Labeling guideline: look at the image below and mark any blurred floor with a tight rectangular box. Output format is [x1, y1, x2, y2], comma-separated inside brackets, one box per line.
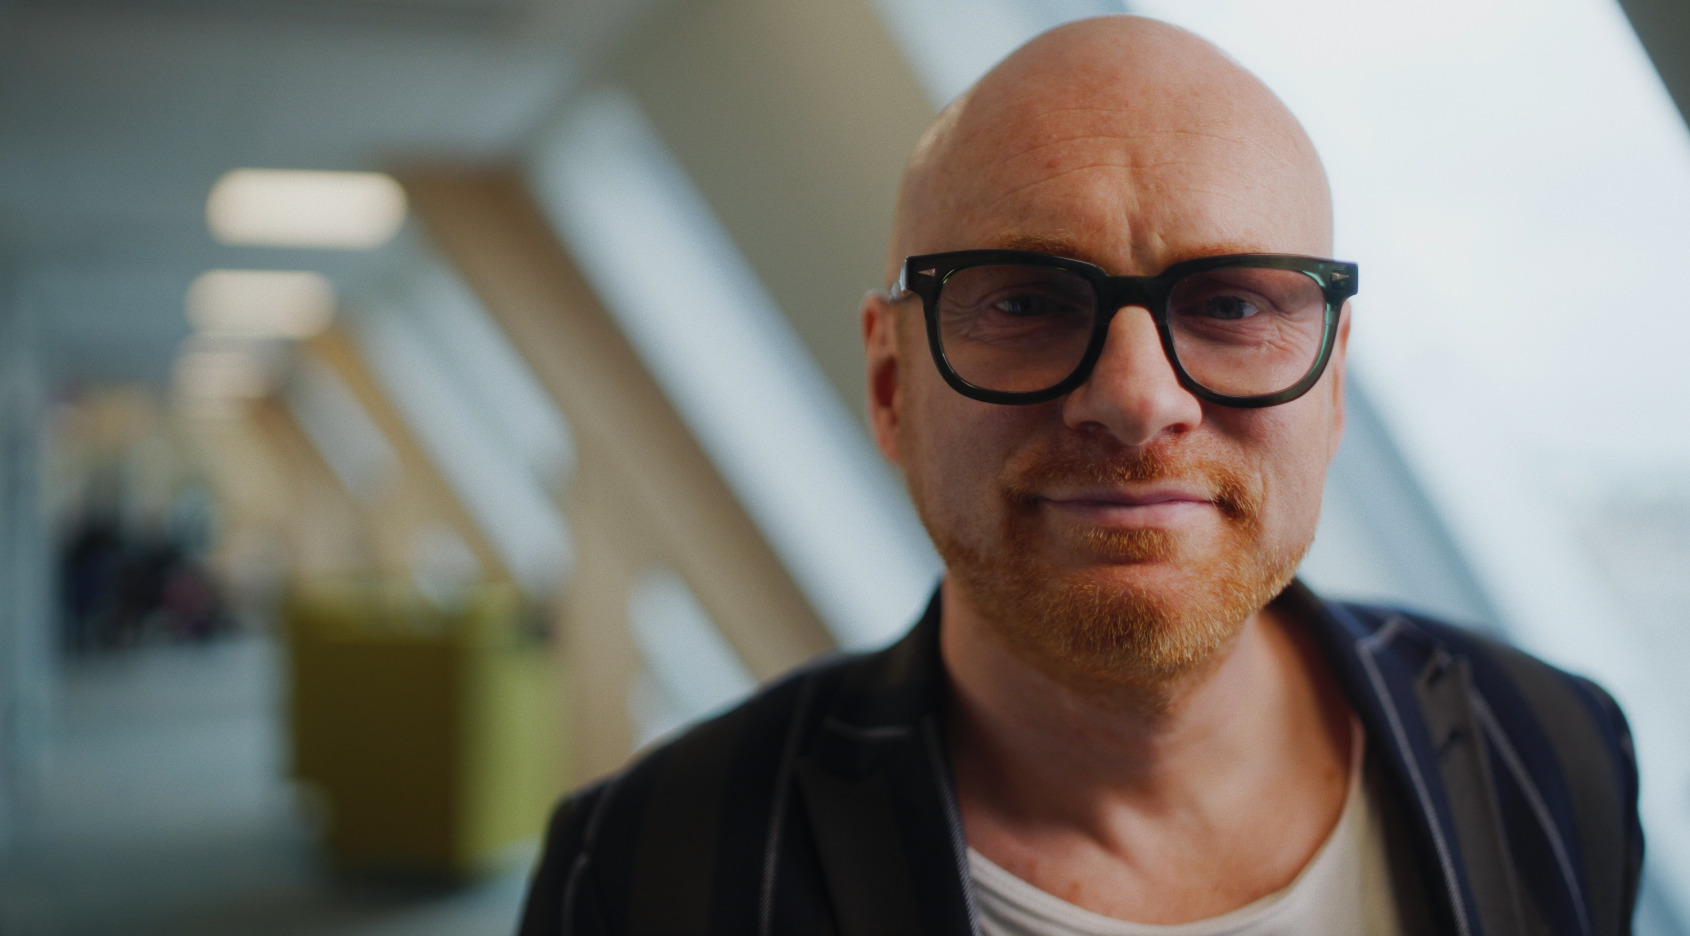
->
[0, 634, 531, 936]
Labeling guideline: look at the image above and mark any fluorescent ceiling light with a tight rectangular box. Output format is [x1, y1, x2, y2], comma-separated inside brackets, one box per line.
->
[186, 269, 335, 339]
[206, 168, 407, 249]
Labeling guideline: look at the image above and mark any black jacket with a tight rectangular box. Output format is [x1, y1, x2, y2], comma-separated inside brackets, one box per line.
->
[519, 582, 1643, 935]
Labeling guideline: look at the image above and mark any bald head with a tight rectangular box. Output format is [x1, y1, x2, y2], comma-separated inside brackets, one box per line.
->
[887, 16, 1331, 283]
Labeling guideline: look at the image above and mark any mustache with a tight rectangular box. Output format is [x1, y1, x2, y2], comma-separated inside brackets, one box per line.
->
[1000, 442, 1262, 522]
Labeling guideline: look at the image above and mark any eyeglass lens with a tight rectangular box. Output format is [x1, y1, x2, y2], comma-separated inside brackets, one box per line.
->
[935, 264, 1328, 398]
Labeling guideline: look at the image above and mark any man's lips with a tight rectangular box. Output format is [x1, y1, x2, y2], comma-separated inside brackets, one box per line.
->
[1042, 483, 1215, 507]
[1036, 485, 1217, 526]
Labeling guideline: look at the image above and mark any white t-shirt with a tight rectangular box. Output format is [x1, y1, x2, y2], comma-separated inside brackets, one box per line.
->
[968, 720, 1403, 936]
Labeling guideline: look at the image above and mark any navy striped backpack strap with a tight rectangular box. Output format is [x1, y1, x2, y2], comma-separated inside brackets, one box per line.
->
[1399, 611, 1649, 932]
[1306, 589, 1642, 936]
[1447, 627, 1644, 936]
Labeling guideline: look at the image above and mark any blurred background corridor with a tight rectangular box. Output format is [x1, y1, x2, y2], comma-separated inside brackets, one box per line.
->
[1, 0, 1688, 932]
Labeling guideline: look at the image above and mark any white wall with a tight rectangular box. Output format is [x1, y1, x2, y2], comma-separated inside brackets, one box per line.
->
[0, 274, 53, 854]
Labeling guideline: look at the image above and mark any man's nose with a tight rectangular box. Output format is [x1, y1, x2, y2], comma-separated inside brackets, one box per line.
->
[1060, 306, 1203, 445]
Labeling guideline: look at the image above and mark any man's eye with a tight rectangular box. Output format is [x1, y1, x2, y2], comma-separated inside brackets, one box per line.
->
[1197, 295, 1261, 320]
[994, 294, 1061, 317]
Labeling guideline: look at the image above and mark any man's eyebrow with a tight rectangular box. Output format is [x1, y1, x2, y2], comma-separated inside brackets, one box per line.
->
[987, 234, 1268, 271]
[989, 233, 1098, 262]
[1161, 242, 1267, 265]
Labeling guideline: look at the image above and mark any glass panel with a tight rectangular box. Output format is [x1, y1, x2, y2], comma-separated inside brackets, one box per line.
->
[937, 264, 1096, 392]
[532, 89, 941, 649]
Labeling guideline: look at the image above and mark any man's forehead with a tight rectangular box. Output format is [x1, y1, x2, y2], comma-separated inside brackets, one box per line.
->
[889, 17, 1332, 274]
[908, 126, 1324, 272]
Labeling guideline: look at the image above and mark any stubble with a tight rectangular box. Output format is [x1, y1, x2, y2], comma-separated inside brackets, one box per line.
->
[916, 440, 1307, 698]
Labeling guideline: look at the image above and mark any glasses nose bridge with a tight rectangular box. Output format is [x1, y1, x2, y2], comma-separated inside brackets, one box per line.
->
[1095, 275, 1160, 323]
[1087, 273, 1178, 382]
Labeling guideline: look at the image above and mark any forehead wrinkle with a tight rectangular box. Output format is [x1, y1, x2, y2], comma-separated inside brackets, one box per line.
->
[990, 126, 1307, 185]
[973, 161, 1140, 221]
[994, 133, 1158, 164]
[1143, 176, 1299, 232]
[969, 155, 1280, 230]
[960, 132, 1317, 253]
[958, 112, 1153, 165]
[960, 118, 1306, 210]
[1158, 184, 1287, 233]
[967, 174, 1307, 274]
[1135, 157, 1301, 196]
[962, 92, 1285, 147]
[966, 130, 1135, 183]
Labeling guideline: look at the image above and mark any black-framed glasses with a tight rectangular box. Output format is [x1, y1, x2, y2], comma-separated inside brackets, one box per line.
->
[890, 250, 1358, 408]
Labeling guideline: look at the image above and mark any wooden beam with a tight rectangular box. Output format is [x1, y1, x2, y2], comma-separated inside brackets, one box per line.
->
[559, 446, 653, 776]
[242, 398, 372, 583]
[302, 327, 512, 586]
[403, 169, 836, 777]
[403, 169, 834, 676]
[609, 0, 934, 410]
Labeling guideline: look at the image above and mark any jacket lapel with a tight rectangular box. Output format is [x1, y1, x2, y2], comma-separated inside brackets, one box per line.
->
[794, 754, 928, 936]
[1298, 584, 1528, 936]
[793, 595, 977, 936]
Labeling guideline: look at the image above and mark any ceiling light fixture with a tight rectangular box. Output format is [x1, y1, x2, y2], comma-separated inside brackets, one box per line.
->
[206, 168, 407, 249]
[186, 269, 336, 339]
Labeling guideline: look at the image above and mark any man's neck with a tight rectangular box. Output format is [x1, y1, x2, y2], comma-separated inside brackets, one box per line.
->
[940, 577, 1354, 924]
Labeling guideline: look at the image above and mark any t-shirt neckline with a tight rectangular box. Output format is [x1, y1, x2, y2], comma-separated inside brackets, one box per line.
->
[965, 715, 1367, 936]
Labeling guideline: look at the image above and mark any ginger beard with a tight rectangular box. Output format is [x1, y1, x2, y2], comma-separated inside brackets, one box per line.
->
[913, 436, 1310, 694]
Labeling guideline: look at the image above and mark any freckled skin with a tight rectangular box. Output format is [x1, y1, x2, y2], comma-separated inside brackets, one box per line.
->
[861, 17, 1358, 925]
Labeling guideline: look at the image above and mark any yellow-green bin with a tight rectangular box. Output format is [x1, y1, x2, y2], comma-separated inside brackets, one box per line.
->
[284, 580, 564, 879]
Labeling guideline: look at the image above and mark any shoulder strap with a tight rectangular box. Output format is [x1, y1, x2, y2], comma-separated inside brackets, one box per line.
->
[1415, 649, 1531, 934]
[1475, 640, 1638, 936]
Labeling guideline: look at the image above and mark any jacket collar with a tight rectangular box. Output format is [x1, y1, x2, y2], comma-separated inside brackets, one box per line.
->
[798, 582, 1523, 936]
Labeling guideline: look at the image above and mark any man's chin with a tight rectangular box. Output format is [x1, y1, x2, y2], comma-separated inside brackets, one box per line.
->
[1059, 560, 1204, 603]
[1045, 527, 1219, 584]
[951, 535, 1303, 694]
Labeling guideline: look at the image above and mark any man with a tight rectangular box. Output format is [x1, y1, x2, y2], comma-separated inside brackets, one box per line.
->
[520, 16, 1641, 936]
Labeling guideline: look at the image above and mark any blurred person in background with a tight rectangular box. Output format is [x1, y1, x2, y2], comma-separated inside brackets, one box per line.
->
[519, 15, 1641, 936]
[59, 468, 229, 652]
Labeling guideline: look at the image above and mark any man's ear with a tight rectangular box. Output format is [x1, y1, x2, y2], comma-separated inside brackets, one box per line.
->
[862, 291, 904, 466]
[1327, 300, 1352, 462]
